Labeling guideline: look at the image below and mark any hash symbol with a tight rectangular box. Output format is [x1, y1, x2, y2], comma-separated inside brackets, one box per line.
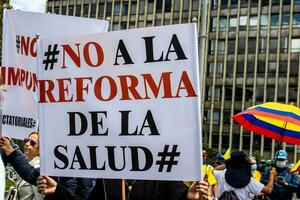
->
[16, 35, 20, 54]
[43, 44, 60, 70]
[156, 145, 180, 172]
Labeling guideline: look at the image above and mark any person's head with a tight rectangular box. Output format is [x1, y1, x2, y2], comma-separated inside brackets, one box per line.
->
[214, 152, 225, 167]
[216, 152, 224, 160]
[203, 147, 207, 162]
[249, 156, 257, 171]
[23, 132, 39, 161]
[275, 150, 288, 168]
[225, 151, 251, 188]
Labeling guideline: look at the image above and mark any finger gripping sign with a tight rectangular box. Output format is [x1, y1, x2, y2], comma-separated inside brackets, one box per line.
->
[38, 23, 202, 181]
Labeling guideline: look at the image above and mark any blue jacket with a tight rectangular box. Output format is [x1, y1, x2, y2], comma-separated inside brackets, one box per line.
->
[0, 141, 19, 166]
[261, 166, 299, 200]
[4, 149, 80, 199]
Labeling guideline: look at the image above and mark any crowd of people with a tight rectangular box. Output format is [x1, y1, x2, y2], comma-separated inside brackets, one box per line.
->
[1, 133, 300, 200]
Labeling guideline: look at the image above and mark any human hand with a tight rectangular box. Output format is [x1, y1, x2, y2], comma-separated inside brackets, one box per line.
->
[187, 180, 211, 200]
[0, 136, 14, 155]
[276, 177, 287, 185]
[269, 167, 277, 179]
[197, 180, 211, 200]
[187, 181, 199, 199]
[37, 176, 57, 195]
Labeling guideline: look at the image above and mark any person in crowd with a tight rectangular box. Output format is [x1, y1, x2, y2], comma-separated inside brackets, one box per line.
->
[0, 74, 7, 199]
[10, 132, 43, 200]
[37, 176, 188, 200]
[0, 136, 86, 200]
[36, 175, 211, 200]
[202, 147, 218, 198]
[249, 156, 262, 182]
[261, 150, 299, 200]
[1, 136, 207, 200]
[0, 138, 19, 200]
[0, 155, 5, 200]
[249, 156, 263, 200]
[214, 151, 276, 200]
[214, 152, 225, 167]
[185, 147, 218, 198]
[296, 179, 300, 199]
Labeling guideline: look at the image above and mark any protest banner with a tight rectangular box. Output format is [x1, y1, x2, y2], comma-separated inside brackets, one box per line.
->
[38, 23, 202, 180]
[1, 9, 109, 139]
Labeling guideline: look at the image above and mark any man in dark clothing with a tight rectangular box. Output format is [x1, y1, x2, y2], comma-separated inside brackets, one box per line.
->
[261, 150, 299, 200]
[39, 176, 189, 200]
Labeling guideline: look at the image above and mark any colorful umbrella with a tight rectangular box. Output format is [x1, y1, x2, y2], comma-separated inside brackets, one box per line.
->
[231, 102, 300, 145]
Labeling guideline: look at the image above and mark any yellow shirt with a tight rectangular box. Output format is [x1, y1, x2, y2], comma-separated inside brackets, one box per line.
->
[184, 164, 217, 187]
[253, 170, 262, 182]
[203, 164, 217, 186]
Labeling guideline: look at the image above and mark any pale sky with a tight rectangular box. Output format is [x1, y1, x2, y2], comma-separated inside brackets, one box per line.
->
[10, 0, 47, 13]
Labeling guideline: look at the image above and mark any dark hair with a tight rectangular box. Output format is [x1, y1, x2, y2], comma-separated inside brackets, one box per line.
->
[225, 151, 251, 169]
[225, 151, 252, 188]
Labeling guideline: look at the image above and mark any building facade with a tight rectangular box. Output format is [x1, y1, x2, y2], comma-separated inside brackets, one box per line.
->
[46, 0, 300, 161]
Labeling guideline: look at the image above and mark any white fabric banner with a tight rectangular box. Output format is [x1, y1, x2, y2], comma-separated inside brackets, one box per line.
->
[38, 23, 202, 181]
[1, 10, 109, 139]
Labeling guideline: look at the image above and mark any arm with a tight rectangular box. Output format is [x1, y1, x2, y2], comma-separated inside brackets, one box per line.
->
[278, 173, 299, 192]
[6, 150, 40, 185]
[260, 168, 270, 185]
[0, 136, 39, 185]
[289, 173, 300, 192]
[0, 137, 19, 166]
[37, 176, 83, 200]
[212, 183, 218, 198]
[261, 168, 276, 194]
[8, 150, 40, 185]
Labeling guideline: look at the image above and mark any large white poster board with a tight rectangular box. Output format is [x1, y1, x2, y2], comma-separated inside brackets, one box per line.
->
[38, 23, 202, 180]
[1, 10, 109, 139]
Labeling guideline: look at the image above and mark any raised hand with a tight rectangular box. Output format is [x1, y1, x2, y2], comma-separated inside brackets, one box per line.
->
[37, 176, 57, 195]
[0, 136, 14, 155]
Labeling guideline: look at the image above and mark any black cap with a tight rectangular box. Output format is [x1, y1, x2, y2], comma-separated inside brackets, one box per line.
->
[225, 151, 251, 188]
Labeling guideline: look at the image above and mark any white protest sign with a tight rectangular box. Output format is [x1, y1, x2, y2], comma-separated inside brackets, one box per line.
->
[1, 10, 109, 139]
[38, 23, 202, 181]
